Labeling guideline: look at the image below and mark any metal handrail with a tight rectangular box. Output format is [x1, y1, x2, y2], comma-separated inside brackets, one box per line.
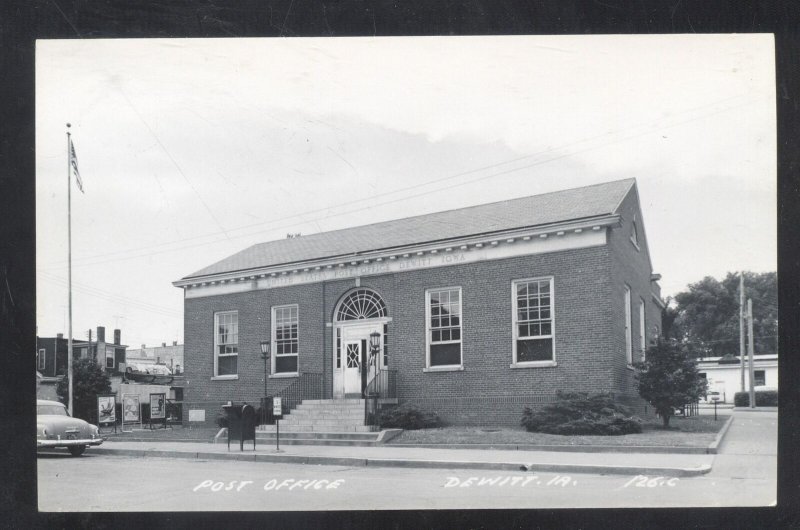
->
[364, 368, 397, 426]
[260, 372, 323, 425]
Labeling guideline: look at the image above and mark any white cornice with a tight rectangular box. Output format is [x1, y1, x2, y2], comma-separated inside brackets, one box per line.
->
[174, 215, 619, 294]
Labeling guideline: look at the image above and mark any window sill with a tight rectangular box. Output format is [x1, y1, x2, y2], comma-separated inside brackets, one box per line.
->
[269, 372, 299, 379]
[423, 366, 464, 373]
[211, 375, 238, 381]
[510, 361, 557, 369]
[626, 364, 636, 371]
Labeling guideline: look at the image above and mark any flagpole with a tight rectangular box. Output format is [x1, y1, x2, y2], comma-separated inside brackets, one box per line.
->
[66, 123, 73, 416]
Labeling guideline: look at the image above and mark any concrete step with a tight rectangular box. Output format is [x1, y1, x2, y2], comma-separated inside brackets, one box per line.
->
[292, 404, 364, 414]
[301, 399, 364, 405]
[254, 437, 381, 447]
[256, 424, 378, 433]
[278, 419, 365, 427]
[253, 431, 380, 441]
[290, 409, 364, 419]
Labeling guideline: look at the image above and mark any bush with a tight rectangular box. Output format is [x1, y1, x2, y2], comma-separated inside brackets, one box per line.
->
[734, 390, 778, 407]
[379, 403, 442, 430]
[56, 357, 112, 424]
[520, 392, 642, 435]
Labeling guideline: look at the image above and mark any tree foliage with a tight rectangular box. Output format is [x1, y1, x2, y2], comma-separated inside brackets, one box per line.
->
[670, 271, 777, 356]
[56, 357, 111, 424]
[636, 340, 708, 428]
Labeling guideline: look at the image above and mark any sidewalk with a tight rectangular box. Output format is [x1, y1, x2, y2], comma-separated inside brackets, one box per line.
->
[93, 437, 714, 477]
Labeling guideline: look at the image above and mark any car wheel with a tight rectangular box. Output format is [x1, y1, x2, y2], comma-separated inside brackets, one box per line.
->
[68, 445, 86, 457]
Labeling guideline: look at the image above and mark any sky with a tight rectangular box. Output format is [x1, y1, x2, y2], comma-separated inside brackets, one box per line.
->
[35, 35, 776, 347]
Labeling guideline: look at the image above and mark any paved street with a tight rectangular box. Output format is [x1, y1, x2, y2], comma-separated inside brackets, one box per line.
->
[37, 410, 776, 511]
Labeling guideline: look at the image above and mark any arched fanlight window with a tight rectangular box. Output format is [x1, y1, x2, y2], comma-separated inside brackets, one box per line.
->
[335, 289, 387, 321]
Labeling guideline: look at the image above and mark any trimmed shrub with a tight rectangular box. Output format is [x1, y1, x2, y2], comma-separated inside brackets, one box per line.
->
[520, 392, 642, 435]
[734, 390, 778, 407]
[379, 403, 442, 430]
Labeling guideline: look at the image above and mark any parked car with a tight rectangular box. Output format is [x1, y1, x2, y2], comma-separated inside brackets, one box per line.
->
[37, 399, 103, 456]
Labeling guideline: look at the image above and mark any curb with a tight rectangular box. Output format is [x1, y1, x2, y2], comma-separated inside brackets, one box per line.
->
[386, 443, 711, 454]
[707, 415, 735, 454]
[91, 446, 710, 477]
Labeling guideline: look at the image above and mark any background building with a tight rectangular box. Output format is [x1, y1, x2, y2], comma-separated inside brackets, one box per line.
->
[175, 179, 663, 426]
[125, 341, 184, 375]
[696, 354, 778, 403]
[37, 326, 127, 377]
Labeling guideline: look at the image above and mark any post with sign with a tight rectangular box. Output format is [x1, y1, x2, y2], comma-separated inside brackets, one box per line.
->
[273, 396, 283, 452]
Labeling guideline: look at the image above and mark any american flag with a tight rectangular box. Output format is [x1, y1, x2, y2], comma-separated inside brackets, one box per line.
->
[69, 138, 84, 193]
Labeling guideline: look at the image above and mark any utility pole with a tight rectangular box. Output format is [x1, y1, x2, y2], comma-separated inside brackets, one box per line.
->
[747, 298, 756, 408]
[739, 272, 745, 393]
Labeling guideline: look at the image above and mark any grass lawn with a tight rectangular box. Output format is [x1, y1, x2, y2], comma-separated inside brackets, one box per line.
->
[104, 425, 221, 442]
[389, 414, 730, 448]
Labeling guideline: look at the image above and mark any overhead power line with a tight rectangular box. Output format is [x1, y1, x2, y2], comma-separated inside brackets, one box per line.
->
[38, 271, 182, 318]
[38, 92, 766, 271]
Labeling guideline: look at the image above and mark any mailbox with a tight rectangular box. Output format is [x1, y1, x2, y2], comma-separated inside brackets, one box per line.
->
[223, 403, 257, 451]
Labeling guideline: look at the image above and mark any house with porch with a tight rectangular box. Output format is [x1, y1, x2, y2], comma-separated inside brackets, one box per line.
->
[174, 178, 663, 430]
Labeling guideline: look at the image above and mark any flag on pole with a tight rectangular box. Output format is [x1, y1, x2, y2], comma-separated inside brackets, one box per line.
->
[69, 138, 84, 193]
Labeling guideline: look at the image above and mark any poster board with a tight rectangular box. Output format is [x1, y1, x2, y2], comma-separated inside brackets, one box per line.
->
[97, 394, 117, 433]
[121, 393, 141, 432]
[149, 392, 168, 429]
[150, 392, 166, 419]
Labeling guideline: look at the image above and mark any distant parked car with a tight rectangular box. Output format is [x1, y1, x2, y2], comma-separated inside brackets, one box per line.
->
[37, 399, 103, 456]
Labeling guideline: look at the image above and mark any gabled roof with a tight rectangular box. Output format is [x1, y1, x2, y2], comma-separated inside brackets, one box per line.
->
[181, 178, 636, 280]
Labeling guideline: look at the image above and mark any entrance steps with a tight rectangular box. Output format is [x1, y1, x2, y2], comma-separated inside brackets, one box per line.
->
[255, 399, 385, 445]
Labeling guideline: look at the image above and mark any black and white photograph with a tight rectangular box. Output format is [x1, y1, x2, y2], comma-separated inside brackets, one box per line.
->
[34, 34, 777, 513]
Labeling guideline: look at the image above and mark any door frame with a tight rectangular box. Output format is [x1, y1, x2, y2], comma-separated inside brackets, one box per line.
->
[333, 319, 390, 399]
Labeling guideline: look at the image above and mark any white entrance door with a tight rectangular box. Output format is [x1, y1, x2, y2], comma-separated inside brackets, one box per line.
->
[343, 340, 362, 397]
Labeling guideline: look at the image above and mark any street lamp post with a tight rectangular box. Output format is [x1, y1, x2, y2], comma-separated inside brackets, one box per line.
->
[368, 331, 380, 390]
[369, 331, 380, 366]
[260, 341, 270, 424]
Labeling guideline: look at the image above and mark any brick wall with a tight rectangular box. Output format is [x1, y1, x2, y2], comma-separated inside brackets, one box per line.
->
[182, 216, 660, 426]
[606, 186, 664, 404]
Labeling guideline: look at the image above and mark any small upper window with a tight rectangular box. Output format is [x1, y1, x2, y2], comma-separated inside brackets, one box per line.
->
[630, 219, 640, 249]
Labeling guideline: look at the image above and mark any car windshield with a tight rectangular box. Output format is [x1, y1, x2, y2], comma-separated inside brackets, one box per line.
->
[38, 404, 68, 416]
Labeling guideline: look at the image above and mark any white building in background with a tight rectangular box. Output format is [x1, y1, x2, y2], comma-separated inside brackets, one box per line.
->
[126, 341, 184, 375]
[696, 354, 778, 404]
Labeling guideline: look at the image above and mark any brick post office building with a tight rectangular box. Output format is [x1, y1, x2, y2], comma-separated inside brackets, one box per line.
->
[174, 179, 663, 426]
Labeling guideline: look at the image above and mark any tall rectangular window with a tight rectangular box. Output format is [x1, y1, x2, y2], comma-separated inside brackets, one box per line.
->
[754, 370, 766, 387]
[383, 323, 389, 367]
[624, 286, 632, 365]
[639, 299, 646, 360]
[105, 346, 115, 369]
[214, 311, 238, 377]
[513, 277, 555, 364]
[426, 287, 462, 367]
[38, 348, 46, 371]
[272, 305, 299, 374]
[336, 327, 341, 369]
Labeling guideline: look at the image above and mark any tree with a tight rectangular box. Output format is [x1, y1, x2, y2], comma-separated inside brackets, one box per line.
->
[672, 271, 777, 356]
[56, 357, 111, 424]
[635, 340, 708, 428]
